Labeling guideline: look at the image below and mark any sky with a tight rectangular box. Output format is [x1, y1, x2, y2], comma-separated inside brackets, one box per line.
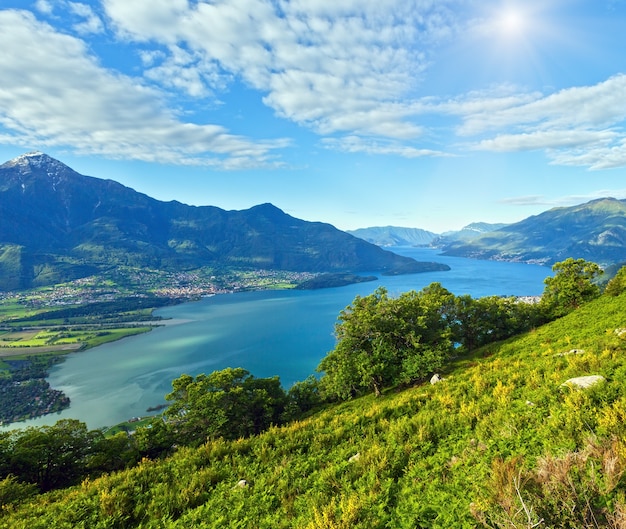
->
[0, 0, 625, 233]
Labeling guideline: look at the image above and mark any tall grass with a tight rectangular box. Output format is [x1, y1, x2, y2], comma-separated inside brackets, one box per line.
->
[2, 293, 626, 528]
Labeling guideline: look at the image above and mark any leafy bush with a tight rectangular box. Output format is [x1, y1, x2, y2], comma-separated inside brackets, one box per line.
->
[0, 475, 38, 510]
[605, 265, 626, 296]
[541, 258, 602, 317]
[165, 368, 288, 445]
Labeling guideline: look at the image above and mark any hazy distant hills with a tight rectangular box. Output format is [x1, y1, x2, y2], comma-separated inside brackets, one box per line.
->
[440, 198, 626, 266]
[348, 223, 510, 248]
[351, 200, 626, 269]
[0, 152, 449, 291]
[347, 226, 438, 247]
[434, 222, 510, 246]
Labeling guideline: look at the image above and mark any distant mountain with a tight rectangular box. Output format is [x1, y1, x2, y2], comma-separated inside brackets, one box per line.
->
[347, 226, 438, 247]
[431, 222, 510, 247]
[0, 152, 449, 291]
[441, 198, 626, 266]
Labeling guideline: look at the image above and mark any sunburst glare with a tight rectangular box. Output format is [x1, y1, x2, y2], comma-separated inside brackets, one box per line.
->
[498, 7, 526, 38]
[476, 3, 535, 43]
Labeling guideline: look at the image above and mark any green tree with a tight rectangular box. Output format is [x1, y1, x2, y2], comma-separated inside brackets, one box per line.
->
[318, 287, 398, 399]
[452, 294, 541, 352]
[284, 375, 322, 419]
[88, 430, 141, 472]
[318, 285, 455, 400]
[165, 368, 287, 444]
[4, 419, 102, 491]
[399, 283, 455, 384]
[605, 265, 626, 296]
[541, 258, 602, 317]
[133, 418, 175, 459]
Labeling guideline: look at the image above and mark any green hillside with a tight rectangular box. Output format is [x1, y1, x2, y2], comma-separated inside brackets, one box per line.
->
[2, 289, 626, 526]
[442, 197, 626, 266]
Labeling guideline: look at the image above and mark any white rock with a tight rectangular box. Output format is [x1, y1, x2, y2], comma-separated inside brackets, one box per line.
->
[561, 375, 606, 390]
[430, 373, 443, 384]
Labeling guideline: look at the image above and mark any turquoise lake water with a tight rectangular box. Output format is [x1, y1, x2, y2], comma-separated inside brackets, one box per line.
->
[13, 248, 552, 429]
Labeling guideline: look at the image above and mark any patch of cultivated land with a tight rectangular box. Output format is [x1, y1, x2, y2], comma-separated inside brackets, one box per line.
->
[0, 344, 83, 356]
[0, 326, 152, 362]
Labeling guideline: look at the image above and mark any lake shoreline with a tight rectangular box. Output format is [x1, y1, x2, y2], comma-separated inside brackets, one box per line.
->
[4, 248, 552, 430]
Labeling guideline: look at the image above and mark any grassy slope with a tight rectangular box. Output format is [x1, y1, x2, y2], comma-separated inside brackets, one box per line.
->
[2, 293, 626, 528]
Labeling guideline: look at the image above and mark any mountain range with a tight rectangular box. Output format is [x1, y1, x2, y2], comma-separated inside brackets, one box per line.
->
[0, 152, 448, 291]
[348, 223, 511, 248]
[439, 198, 626, 266]
[350, 200, 626, 268]
[347, 226, 437, 247]
[434, 222, 510, 245]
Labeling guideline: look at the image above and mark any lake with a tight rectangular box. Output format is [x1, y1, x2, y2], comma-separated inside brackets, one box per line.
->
[11, 248, 552, 430]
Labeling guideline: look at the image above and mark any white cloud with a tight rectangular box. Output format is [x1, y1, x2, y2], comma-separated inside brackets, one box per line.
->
[0, 10, 287, 167]
[100, 0, 626, 170]
[143, 45, 226, 98]
[139, 49, 166, 67]
[444, 75, 626, 170]
[67, 2, 104, 35]
[548, 140, 626, 170]
[103, 0, 456, 138]
[8, 2, 626, 172]
[498, 195, 552, 206]
[34, 0, 54, 15]
[473, 130, 618, 152]
[501, 190, 626, 207]
[32, 0, 105, 35]
[321, 136, 452, 158]
[458, 75, 626, 136]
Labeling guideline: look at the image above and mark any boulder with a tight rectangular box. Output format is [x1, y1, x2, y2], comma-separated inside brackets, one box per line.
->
[430, 373, 444, 385]
[561, 375, 606, 390]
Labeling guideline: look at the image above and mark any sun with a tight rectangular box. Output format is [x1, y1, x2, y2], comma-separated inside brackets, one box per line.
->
[471, 3, 533, 43]
[498, 8, 526, 37]
[460, 1, 563, 85]
[486, 4, 531, 43]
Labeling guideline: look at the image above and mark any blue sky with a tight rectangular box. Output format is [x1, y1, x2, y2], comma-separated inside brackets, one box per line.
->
[1, 0, 625, 233]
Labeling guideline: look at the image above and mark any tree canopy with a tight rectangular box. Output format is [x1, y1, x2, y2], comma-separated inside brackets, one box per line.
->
[452, 294, 541, 351]
[605, 264, 626, 296]
[0, 419, 103, 491]
[317, 276, 552, 400]
[541, 258, 602, 317]
[318, 285, 455, 399]
[165, 368, 287, 445]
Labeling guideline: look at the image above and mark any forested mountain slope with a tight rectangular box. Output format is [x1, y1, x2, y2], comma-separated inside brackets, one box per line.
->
[0, 152, 444, 290]
[3, 288, 626, 528]
[442, 197, 626, 266]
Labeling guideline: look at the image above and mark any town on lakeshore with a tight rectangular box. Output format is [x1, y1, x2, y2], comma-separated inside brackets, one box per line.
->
[0, 267, 316, 425]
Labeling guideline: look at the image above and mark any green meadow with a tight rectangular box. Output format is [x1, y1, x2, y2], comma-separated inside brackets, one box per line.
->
[2, 284, 626, 527]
